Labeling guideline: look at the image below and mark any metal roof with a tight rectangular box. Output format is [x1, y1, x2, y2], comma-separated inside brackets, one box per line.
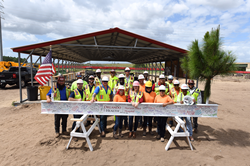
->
[11, 27, 187, 64]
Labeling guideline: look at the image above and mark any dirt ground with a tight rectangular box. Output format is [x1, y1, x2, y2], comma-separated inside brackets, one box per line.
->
[0, 77, 250, 166]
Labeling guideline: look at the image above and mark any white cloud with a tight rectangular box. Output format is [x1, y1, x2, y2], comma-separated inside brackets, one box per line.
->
[3, 31, 42, 42]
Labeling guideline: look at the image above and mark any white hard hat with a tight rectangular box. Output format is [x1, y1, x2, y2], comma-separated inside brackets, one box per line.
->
[89, 75, 94, 79]
[181, 84, 189, 90]
[118, 74, 125, 78]
[76, 72, 82, 76]
[118, 85, 125, 90]
[168, 75, 173, 80]
[173, 80, 180, 84]
[159, 85, 166, 91]
[102, 76, 109, 81]
[76, 79, 84, 84]
[143, 71, 148, 74]
[138, 74, 145, 80]
[96, 69, 101, 73]
[125, 67, 130, 71]
[159, 74, 165, 79]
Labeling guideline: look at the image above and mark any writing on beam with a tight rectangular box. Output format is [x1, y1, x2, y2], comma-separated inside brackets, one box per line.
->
[41, 101, 218, 117]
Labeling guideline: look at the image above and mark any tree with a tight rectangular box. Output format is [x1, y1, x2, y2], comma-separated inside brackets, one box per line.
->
[180, 25, 237, 103]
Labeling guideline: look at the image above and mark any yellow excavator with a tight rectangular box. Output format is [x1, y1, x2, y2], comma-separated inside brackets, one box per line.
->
[0, 61, 40, 72]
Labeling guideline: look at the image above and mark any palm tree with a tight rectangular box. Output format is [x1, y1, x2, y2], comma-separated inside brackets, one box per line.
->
[181, 25, 237, 103]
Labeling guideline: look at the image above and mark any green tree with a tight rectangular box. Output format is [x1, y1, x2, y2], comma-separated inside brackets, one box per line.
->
[181, 26, 237, 103]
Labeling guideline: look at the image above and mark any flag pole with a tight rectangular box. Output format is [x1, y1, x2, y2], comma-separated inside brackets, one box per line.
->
[50, 45, 54, 101]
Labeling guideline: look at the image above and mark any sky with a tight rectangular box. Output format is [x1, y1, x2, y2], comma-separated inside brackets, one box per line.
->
[1, 0, 250, 63]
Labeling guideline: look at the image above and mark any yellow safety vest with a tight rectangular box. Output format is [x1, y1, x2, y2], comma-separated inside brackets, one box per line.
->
[154, 82, 169, 95]
[73, 89, 86, 101]
[85, 84, 96, 101]
[170, 87, 182, 99]
[130, 91, 143, 103]
[108, 76, 118, 90]
[96, 85, 112, 102]
[95, 77, 101, 86]
[190, 88, 201, 102]
[115, 83, 129, 96]
[125, 75, 134, 89]
[53, 88, 70, 101]
[167, 82, 174, 90]
[174, 91, 190, 103]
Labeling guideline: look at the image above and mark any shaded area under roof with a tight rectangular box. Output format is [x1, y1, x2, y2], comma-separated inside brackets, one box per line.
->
[11, 28, 187, 64]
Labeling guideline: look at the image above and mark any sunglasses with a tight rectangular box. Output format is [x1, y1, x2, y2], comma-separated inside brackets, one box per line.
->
[160, 90, 165, 92]
[188, 83, 194, 85]
[103, 81, 108, 83]
[174, 85, 179, 86]
[125, 70, 130, 72]
[89, 78, 94, 80]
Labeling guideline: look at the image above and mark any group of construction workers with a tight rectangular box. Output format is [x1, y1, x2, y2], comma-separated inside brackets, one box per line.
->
[46, 67, 202, 142]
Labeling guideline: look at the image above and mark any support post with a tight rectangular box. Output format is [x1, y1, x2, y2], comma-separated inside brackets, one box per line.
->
[18, 52, 22, 103]
[30, 54, 33, 86]
[196, 79, 199, 88]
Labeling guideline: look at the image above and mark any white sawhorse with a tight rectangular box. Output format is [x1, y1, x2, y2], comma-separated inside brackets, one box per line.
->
[66, 114, 101, 151]
[165, 116, 193, 151]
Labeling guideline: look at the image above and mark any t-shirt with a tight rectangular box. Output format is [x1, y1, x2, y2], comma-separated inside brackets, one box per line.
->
[113, 94, 126, 102]
[154, 95, 173, 103]
[93, 85, 113, 95]
[143, 91, 156, 103]
[139, 84, 145, 92]
[69, 88, 84, 99]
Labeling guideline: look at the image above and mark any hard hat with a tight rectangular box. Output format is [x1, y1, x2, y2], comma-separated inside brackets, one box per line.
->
[181, 84, 189, 90]
[76, 79, 84, 84]
[118, 74, 125, 78]
[102, 76, 109, 81]
[58, 75, 65, 81]
[110, 69, 115, 72]
[118, 85, 125, 90]
[159, 85, 166, 91]
[173, 80, 180, 85]
[133, 81, 140, 86]
[145, 81, 152, 87]
[89, 75, 94, 79]
[125, 67, 130, 71]
[188, 80, 195, 84]
[159, 74, 165, 79]
[143, 71, 148, 74]
[76, 72, 82, 76]
[138, 74, 145, 80]
[168, 75, 173, 80]
[96, 69, 101, 73]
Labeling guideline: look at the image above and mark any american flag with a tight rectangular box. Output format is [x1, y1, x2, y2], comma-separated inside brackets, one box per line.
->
[34, 51, 55, 86]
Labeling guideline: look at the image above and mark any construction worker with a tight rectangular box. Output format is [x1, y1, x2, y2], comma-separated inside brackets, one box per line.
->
[85, 75, 96, 126]
[90, 76, 113, 137]
[71, 72, 88, 91]
[113, 85, 126, 139]
[94, 69, 102, 86]
[128, 81, 143, 138]
[154, 85, 174, 142]
[174, 84, 195, 142]
[138, 74, 145, 92]
[152, 74, 169, 95]
[124, 67, 134, 89]
[167, 75, 174, 90]
[169, 80, 182, 99]
[68, 79, 86, 142]
[143, 71, 151, 84]
[46, 75, 71, 138]
[142, 81, 156, 136]
[108, 69, 118, 92]
[188, 79, 202, 133]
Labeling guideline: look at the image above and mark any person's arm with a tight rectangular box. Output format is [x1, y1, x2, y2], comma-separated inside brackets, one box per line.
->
[91, 86, 100, 103]
[110, 90, 113, 102]
[46, 95, 51, 103]
[163, 96, 174, 107]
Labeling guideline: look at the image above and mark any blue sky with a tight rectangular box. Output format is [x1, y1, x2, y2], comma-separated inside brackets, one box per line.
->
[1, 0, 250, 63]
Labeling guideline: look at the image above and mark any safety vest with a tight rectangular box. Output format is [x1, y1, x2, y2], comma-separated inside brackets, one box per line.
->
[85, 84, 96, 101]
[73, 89, 86, 101]
[130, 91, 143, 103]
[115, 83, 129, 96]
[167, 82, 174, 90]
[154, 82, 169, 95]
[170, 87, 182, 99]
[174, 91, 191, 103]
[189, 88, 201, 102]
[96, 85, 112, 102]
[53, 87, 70, 101]
[125, 75, 134, 89]
[108, 76, 118, 90]
[95, 77, 101, 86]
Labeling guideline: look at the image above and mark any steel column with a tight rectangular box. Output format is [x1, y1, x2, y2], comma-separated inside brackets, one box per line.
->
[30, 54, 33, 86]
[18, 52, 22, 103]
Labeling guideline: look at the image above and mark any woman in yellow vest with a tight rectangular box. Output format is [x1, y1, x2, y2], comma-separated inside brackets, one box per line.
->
[128, 81, 144, 138]
[152, 75, 169, 95]
[108, 69, 118, 92]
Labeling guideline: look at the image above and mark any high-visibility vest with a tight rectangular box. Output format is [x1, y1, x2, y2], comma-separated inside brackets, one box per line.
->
[170, 87, 182, 99]
[95, 77, 101, 86]
[115, 83, 129, 96]
[53, 87, 70, 101]
[108, 76, 118, 90]
[73, 89, 86, 101]
[189, 88, 201, 102]
[130, 91, 143, 103]
[96, 85, 112, 102]
[174, 91, 191, 103]
[125, 75, 134, 89]
[154, 82, 169, 95]
[85, 84, 96, 101]
[167, 82, 174, 90]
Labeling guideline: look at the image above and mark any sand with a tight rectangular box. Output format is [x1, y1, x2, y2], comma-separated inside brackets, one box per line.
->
[0, 77, 250, 166]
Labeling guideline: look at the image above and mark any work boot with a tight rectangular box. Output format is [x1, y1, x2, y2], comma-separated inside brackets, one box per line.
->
[133, 132, 136, 138]
[128, 132, 133, 138]
[194, 128, 198, 134]
[55, 132, 60, 138]
[113, 131, 119, 139]
[143, 127, 146, 136]
[118, 128, 123, 137]
[62, 131, 69, 136]
[101, 131, 106, 137]
[161, 137, 164, 142]
[148, 126, 154, 135]
[156, 135, 161, 140]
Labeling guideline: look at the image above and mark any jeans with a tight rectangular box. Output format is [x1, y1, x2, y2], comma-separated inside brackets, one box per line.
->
[100, 115, 107, 132]
[143, 116, 152, 128]
[157, 117, 168, 138]
[72, 114, 82, 132]
[129, 116, 139, 132]
[122, 116, 128, 127]
[114, 116, 123, 132]
[180, 117, 193, 136]
[54, 114, 68, 133]
[193, 117, 198, 129]
[139, 116, 143, 126]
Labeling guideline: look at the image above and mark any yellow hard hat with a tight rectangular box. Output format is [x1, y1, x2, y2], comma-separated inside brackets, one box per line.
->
[145, 81, 152, 87]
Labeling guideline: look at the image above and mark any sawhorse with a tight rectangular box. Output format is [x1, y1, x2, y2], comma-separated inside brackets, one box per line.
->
[66, 114, 101, 151]
[165, 116, 193, 151]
